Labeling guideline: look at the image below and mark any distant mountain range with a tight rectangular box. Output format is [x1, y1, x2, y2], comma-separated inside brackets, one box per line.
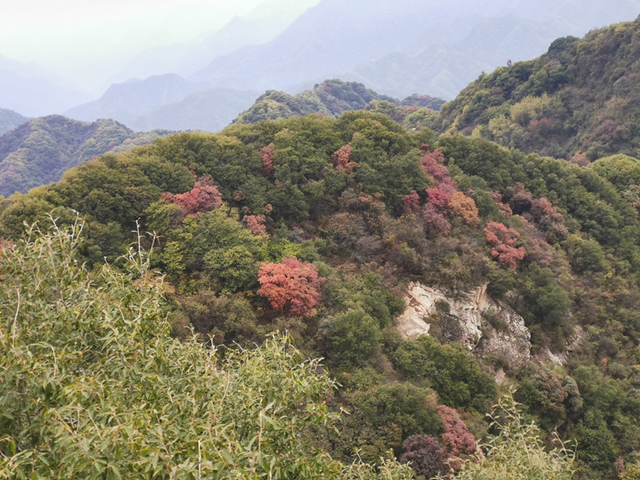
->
[189, 0, 640, 99]
[65, 74, 258, 132]
[0, 108, 29, 136]
[0, 55, 90, 117]
[4, 0, 639, 128]
[0, 116, 170, 197]
[113, 0, 321, 83]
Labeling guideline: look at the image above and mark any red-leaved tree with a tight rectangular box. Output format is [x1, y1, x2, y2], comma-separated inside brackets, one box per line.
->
[420, 149, 449, 182]
[484, 221, 526, 268]
[400, 434, 445, 479]
[243, 214, 267, 236]
[257, 258, 323, 317]
[333, 144, 357, 176]
[423, 204, 452, 236]
[402, 190, 421, 213]
[261, 144, 276, 177]
[162, 175, 223, 220]
[438, 405, 479, 471]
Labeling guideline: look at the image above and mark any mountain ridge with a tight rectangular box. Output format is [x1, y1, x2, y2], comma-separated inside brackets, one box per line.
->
[0, 116, 171, 197]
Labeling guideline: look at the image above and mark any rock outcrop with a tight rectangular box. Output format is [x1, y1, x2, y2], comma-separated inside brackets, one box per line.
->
[395, 283, 532, 371]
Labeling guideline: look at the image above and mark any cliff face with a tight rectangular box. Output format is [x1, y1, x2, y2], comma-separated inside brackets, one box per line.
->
[396, 283, 532, 371]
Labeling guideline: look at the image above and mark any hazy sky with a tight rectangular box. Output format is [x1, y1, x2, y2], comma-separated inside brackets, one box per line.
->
[0, 0, 268, 89]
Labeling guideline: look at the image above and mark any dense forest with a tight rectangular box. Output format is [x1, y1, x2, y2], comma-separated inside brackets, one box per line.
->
[5, 15, 640, 480]
[433, 16, 640, 161]
[1, 105, 638, 478]
[0, 115, 171, 197]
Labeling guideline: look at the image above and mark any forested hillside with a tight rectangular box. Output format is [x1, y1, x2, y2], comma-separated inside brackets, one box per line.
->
[2, 108, 640, 478]
[434, 16, 640, 160]
[0, 116, 170, 197]
[234, 79, 444, 125]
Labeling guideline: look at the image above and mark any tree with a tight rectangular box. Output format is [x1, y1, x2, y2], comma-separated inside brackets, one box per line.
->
[400, 435, 445, 479]
[243, 213, 267, 236]
[402, 190, 420, 213]
[257, 257, 323, 316]
[449, 192, 480, 226]
[438, 405, 479, 471]
[161, 174, 222, 220]
[420, 149, 450, 182]
[334, 143, 357, 176]
[328, 308, 383, 365]
[261, 143, 275, 176]
[484, 222, 526, 268]
[423, 203, 452, 235]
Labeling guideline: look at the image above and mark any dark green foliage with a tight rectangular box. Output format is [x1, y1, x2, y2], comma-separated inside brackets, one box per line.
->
[0, 115, 171, 197]
[518, 264, 572, 329]
[391, 336, 497, 412]
[327, 308, 383, 366]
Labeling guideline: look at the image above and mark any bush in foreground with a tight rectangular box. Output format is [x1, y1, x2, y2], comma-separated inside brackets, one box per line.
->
[0, 219, 412, 479]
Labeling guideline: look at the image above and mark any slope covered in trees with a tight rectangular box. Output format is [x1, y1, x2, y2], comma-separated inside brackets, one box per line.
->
[0, 115, 170, 197]
[1, 110, 639, 478]
[434, 16, 640, 160]
[233, 79, 444, 125]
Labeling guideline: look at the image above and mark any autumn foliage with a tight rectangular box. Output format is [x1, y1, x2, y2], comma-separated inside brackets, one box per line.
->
[333, 143, 357, 176]
[449, 192, 480, 226]
[438, 405, 479, 471]
[243, 214, 267, 236]
[162, 175, 223, 220]
[484, 221, 526, 268]
[402, 190, 420, 213]
[261, 144, 276, 177]
[420, 149, 449, 182]
[257, 258, 323, 317]
[419, 149, 479, 233]
[400, 434, 446, 478]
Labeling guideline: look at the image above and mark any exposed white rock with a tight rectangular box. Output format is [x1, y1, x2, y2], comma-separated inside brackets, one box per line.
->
[395, 282, 532, 370]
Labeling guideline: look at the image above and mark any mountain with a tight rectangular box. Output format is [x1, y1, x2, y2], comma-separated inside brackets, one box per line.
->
[189, 0, 640, 99]
[0, 108, 29, 136]
[341, 45, 488, 100]
[131, 88, 258, 132]
[0, 54, 90, 117]
[233, 79, 444, 127]
[65, 74, 205, 125]
[113, 0, 321, 82]
[0, 116, 170, 197]
[2, 109, 639, 478]
[434, 16, 640, 160]
[65, 74, 256, 132]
